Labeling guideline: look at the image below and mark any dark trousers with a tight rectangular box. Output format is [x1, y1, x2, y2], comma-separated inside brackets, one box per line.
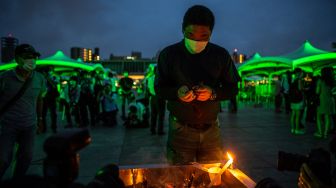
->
[150, 95, 166, 133]
[0, 125, 35, 180]
[42, 97, 57, 132]
[121, 93, 133, 119]
[284, 93, 291, 113]
[167, 115, 223, 164]
[59, 99, 80, 126]
[275, 94, 283, 111]
[229, 96, 238, 113]
[79, 94, 96, 127]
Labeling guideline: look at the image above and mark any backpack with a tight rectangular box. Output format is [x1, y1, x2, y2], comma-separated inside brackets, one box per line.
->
[288, 80, 303, 103]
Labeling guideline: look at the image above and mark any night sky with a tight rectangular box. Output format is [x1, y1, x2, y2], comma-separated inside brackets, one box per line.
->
[1, 0, 335, 59]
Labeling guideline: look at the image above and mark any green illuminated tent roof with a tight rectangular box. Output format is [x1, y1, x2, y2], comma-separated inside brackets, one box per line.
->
[281, 40, 330, 59]
[38, 51, 95, 71]
[238, 41, 336, 76]
[0, 60, 17, 71]
[0, 50, 103, 72]
[44, 51, 77, 62]
[238, 52, 292, 76]
[280, 40, 336, 72]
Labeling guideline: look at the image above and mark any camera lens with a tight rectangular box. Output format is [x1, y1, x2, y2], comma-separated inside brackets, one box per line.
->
[277, 151, 307, 172]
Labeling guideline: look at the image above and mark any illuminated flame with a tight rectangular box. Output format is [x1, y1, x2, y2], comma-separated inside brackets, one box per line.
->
[208, 151, 234, 187]
[226, 152, 234, 169]
[227, 152, 233, 162]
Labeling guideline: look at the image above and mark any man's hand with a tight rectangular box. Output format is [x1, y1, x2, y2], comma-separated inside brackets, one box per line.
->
[193, 84, 213, 101]
[177, 85, 196, 102]
[298, 163, 331, 188]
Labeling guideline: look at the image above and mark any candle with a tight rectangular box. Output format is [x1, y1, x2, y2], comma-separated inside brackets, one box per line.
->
[208, 152, 233, 187]
[208, 166, 222, 186]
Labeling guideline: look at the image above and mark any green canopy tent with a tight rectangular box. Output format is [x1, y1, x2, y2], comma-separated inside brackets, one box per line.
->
[0, 50, 103, 72]
[238, 53, 292, 76]
[236, 40, 336, 105]
[238, 53, 292, 100]
[280, 40, 336, 75]
[38, 51, 97, 72]
[0, 60, 17, 71]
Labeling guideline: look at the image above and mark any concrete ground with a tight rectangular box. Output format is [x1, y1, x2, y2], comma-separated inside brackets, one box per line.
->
[4, 102, 333, 187]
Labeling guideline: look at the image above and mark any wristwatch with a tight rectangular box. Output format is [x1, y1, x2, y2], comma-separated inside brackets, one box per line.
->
[209, 90, 217, 100]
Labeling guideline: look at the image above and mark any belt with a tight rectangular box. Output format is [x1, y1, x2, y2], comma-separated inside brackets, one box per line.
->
[185, 123, 212, 131]
[171, 116, 215, 131]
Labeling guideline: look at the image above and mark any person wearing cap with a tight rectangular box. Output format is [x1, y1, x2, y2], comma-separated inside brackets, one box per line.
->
[0, 44, 46, 179]
[155, 5, 240, 164]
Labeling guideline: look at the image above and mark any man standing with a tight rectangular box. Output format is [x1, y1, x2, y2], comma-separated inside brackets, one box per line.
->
[119, 71, 134, 120]
[145, 65, 166, 135]
[155, 5, 240, 164]
[0, 44, 46, 179]
[41, 66, 59, 133]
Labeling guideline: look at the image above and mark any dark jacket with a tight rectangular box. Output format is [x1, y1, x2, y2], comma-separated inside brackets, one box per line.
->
[155, 40, 240, 123]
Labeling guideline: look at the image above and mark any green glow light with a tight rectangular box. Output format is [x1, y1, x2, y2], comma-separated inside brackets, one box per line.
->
[0, 60, 96, 72]
[238, 56, 292, 74]
[251, 53, 262, 59]
[281, 40, 330, 59]
[244, 71, 269, 77]
[0, 50, 105, 72]
[0, 62, 17, 71]
[293, 53, 336, 67]
[38, 60, 94, 71]
[239, 62, 291, 73]
[269, 69, 290, 76]
[238, 41, 336, 77]
[41, 50, 95, 71]
[44, 51, 78, 62]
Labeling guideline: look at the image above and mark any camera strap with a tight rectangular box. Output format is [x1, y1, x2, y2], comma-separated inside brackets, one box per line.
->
[0, 72, 34, 116]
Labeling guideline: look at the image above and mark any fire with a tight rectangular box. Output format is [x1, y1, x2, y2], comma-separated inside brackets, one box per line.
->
[227, 152, 233, 162]
[226, 152, 233, 169]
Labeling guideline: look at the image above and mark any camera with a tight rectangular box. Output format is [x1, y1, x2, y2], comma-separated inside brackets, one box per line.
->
[1, 128, 126, 188]
[43, 128, 91, 187]
[277, 148, 332, 185]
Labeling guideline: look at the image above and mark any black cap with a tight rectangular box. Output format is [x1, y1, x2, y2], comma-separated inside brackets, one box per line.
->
[15, 44, 41, 58]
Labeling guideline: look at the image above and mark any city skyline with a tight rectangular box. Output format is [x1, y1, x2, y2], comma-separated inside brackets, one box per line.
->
[1, 0, 335, 60]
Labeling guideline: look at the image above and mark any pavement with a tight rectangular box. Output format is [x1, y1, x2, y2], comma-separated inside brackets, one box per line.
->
[3, 101, 333, 187]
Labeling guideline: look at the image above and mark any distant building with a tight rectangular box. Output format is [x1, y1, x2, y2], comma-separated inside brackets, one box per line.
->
[1, 35, 19, 63]
[109, 53, 125, 60]
[93, 47, 100, 61]
[231, 48, 246, 64]
[70, 47, 93, 62]
[109, 51, 143, 61]
[131, 51, 142, 60]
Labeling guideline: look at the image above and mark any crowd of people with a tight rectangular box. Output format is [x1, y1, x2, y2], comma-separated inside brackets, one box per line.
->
[271, 67, 336, 140]
[38, 67, 168, 133]
[0, 44, 168, 182]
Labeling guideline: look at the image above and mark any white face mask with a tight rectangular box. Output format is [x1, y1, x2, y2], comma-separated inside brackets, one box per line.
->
[184, 37, 208, 54]
[22, 59, 36, 71]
